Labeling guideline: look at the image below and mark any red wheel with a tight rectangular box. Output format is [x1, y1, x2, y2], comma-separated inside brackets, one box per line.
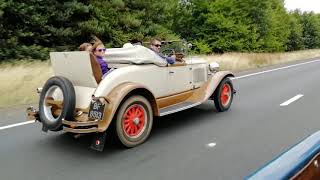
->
[220, 83, 232, 106]
[122, 104, 146, 137]
[115, 95, 153, 147]
[214, 78, 234, 112]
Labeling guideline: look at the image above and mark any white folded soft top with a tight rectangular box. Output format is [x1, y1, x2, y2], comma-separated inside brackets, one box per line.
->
[104, 45, 167, 67]
[49, 45, 168, 88]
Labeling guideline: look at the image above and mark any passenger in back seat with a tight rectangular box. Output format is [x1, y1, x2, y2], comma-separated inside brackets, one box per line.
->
[92, 42, 109, 75]
[79, 42, 103, 84]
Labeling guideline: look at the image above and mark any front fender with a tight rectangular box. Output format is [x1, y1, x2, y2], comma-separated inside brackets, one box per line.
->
[186, 71, 234, 104]
[206, 71, 234, 101]
[97, 82, 158, 132]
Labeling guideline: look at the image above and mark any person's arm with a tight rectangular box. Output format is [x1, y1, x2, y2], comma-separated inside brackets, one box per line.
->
[165, 56, 176, 64]
[157, 52, 175, 64]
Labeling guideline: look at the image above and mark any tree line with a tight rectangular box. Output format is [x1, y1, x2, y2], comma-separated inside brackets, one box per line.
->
[1, 0, 320, 61]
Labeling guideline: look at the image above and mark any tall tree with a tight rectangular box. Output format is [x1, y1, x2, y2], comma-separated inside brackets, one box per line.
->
[286, 10, 304, 51]
[300, 12, 320, 49]
[80, 0, 179, 47]
[0, 0, 92, 60]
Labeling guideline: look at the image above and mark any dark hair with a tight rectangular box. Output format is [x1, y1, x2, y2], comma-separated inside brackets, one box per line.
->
[131, 39, 143, 45]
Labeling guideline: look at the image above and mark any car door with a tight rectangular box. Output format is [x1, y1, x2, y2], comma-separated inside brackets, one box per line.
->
[167, 64, 193, 95]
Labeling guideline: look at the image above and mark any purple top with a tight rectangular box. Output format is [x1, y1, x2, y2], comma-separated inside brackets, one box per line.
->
[96, 56, 108, 74]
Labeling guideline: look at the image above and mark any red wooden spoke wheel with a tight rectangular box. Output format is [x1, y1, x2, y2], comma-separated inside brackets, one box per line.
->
[115, 95, 153, 148]
[220, 83, 232, 107]
[122, 104, 146, 137]
[214, 77, 234, 112]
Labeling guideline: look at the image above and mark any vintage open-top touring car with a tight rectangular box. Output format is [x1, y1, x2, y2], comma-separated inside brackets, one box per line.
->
[27, 42, 235, 151]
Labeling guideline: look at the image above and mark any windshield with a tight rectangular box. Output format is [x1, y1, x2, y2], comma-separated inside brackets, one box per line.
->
[142, 40, 190, 57]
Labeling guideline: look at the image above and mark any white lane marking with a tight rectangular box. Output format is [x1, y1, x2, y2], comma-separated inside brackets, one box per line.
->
[0, 120, 35, 131]
[207, 143, 217, 148]
[232, 59, 320, 80]
[280, 94, 304, 106]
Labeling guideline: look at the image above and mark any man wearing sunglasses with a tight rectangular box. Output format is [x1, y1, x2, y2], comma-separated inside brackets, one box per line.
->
[150, 38, 176, 65]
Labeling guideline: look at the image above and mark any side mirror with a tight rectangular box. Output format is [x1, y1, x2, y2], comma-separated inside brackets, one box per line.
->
[209, 62, 220, 72]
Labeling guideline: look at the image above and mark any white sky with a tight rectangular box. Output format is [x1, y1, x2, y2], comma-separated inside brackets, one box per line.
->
[285, 0, 320, 13]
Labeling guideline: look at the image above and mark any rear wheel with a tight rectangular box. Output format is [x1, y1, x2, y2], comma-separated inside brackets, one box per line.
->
[213, 77, 234, 112]
[115, 95, 153, 148]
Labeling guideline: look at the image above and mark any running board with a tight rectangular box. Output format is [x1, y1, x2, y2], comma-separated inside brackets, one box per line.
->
[159, 101, 202, 116]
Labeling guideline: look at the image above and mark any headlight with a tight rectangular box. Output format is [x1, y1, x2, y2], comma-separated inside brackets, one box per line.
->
[209, 62, 220, 72]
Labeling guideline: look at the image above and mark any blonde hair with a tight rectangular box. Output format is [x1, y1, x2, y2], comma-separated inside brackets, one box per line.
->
[90, 36, 105, 53]
[91, 42, 104, 53]
[79, 43, 92, 51]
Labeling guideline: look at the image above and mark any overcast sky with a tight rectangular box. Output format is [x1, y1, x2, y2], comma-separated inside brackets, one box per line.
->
[285, 0, 320, 13]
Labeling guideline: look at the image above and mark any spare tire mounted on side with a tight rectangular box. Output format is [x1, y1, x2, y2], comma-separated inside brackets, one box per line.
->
[39, 76, 75, 131]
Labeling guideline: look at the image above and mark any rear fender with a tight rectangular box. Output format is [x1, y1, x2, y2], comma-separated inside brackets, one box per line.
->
[97, 82, 158, 132]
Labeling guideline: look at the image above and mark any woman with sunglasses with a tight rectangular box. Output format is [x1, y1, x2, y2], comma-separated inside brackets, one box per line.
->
[92, 42, 108, 75]
[78, 42, 103, 83]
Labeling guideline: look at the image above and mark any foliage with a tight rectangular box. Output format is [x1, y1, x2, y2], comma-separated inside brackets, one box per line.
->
[0, 0, 92, 61]
[1, 0, 320, 61]
[287, 10, 304, 51]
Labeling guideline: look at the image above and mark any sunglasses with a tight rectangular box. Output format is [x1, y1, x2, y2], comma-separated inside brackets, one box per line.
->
[96, 48, 106, 52]
[153, 44, 161, 47]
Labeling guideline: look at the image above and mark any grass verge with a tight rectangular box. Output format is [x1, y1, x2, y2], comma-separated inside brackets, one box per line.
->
[201, 49, 320, 71]
[0, 61, 53, 108]
[1, 49, 320, 108]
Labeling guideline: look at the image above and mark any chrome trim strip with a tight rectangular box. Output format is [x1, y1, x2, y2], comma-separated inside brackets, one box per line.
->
[159, 102, 202, 116]
[63, 127, 98, 133]
[62, 119, 98, 127]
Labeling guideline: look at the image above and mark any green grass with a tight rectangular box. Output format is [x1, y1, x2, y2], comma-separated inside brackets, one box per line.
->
[1, 49, 320, 108]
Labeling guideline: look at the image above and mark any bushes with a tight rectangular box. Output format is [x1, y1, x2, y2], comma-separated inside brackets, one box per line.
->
[1, 0, 320, 61]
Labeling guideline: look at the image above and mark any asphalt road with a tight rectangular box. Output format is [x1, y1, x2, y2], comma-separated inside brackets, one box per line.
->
[1, 59, 320, 180]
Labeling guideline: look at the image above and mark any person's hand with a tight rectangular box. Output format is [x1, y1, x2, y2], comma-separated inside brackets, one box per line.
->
[168, 49, 175, 57]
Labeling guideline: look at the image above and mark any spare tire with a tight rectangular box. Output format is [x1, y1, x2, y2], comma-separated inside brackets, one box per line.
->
[39, 76, 75, 131]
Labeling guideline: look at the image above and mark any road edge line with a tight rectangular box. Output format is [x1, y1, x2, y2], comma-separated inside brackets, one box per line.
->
[232, 59, 320, 80]
[0, 121, 35, 131]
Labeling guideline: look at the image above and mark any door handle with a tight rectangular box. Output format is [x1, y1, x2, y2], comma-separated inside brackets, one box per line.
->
[169, 71, 175, 74]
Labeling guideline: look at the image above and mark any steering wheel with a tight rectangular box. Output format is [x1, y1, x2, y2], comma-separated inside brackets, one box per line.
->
[162, 49, 185, 63]
[172, 50, 186, 63]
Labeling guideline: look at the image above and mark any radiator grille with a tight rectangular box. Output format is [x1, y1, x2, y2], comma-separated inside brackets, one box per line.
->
[193, 68, 205, 83]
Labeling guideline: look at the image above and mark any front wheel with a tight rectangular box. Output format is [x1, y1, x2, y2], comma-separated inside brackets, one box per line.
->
[115, 95, 153, 148]
[213, 77, 234, 112]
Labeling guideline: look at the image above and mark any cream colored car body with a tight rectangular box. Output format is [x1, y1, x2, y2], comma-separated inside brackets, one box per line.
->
[44, 45, 234, 133]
